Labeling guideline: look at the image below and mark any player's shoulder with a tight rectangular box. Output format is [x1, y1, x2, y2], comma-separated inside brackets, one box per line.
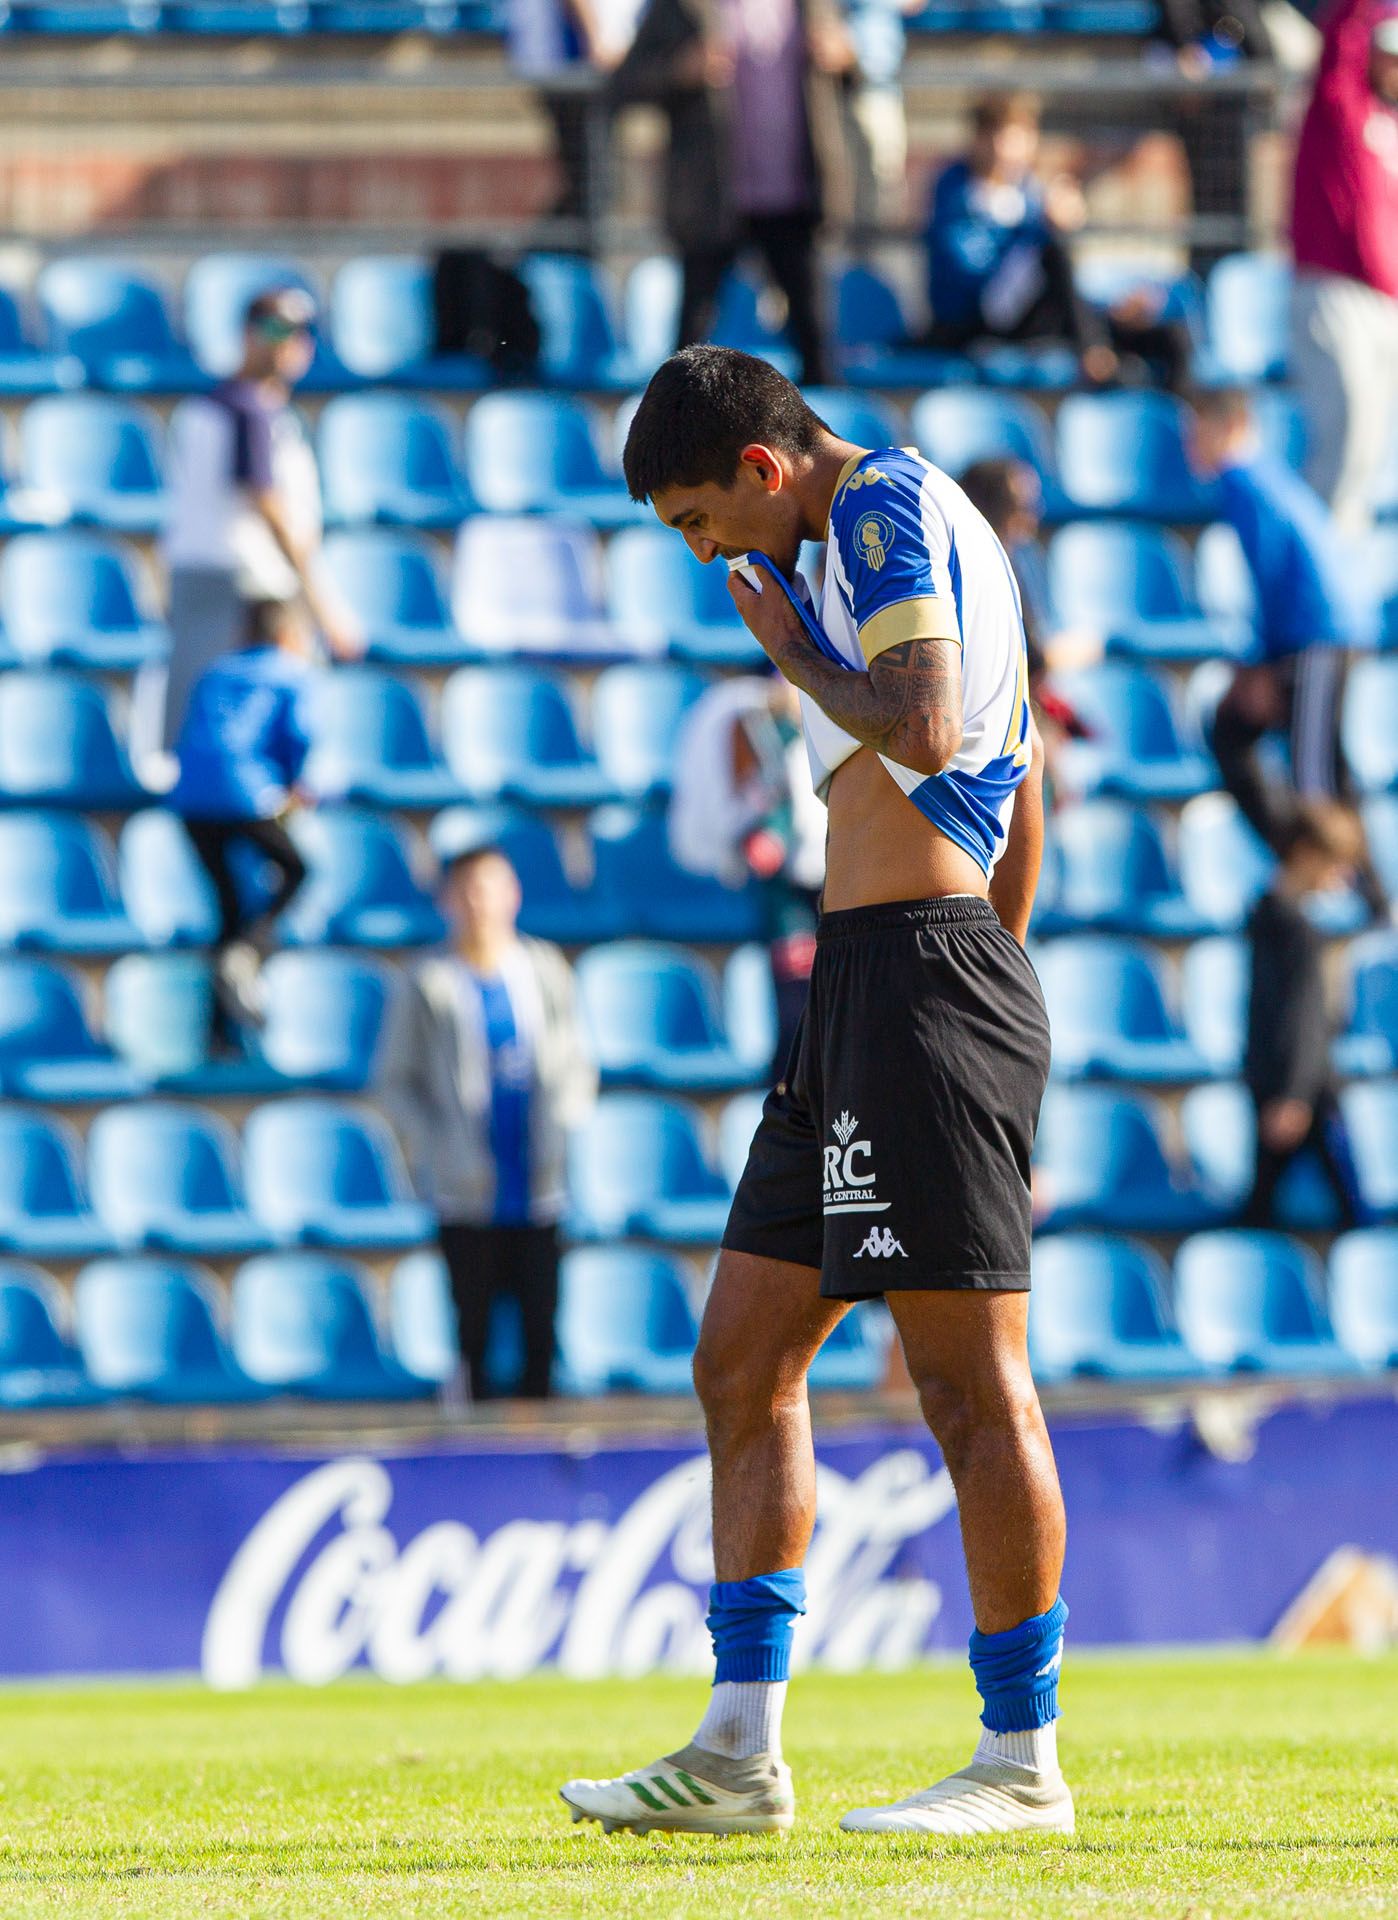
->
[830, 447, 940, 566]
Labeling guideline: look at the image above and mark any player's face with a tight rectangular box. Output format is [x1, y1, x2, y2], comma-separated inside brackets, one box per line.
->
[651, 450, 804, 576]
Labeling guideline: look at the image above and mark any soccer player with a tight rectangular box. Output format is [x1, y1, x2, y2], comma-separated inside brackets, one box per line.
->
[560, 346, 1068, 1838]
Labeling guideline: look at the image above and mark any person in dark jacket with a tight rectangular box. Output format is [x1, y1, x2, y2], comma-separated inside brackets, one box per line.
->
[1153, 0, 1272, 277]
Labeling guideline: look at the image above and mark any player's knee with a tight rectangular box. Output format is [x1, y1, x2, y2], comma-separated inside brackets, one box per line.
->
[910, 1364, 1038, 1478]
[692, 1321, 798, 1435]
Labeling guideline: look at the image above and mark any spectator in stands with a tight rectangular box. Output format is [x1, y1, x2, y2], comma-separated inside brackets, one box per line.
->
[169, 596, 312, 1046]
[376, 843, 596, 1402]
[1289, 0, 1398, 534]
[1154, 0, 1272, 278]
[1243, 799, 1368, 1227]
[839, 0, 921, 231]
[507, 0, 642, 228]
[1186, 386, 1387, 918]
[161, 286, 357, 756]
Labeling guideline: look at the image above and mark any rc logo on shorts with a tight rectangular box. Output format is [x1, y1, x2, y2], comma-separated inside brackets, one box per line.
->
[854, 1226, 906, 1260]
[853, 511, 895, 572]
[823, 1110, 891, 1217]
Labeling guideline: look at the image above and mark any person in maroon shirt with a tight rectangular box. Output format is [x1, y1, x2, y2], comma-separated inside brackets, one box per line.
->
[1289, 0, 1398, 534]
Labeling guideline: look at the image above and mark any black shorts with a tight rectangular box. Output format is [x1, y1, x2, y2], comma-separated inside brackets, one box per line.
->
[722, 896, 1051, 1300]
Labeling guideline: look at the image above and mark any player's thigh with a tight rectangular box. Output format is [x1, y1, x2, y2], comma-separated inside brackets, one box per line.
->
[694, 1248, 849, 1409]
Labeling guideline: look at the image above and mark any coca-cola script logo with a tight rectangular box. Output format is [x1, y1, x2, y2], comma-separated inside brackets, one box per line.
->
[201, 1451, 957, 1689]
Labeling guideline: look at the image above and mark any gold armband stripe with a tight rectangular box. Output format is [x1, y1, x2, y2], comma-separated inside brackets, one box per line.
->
[858, 595, 961, 664]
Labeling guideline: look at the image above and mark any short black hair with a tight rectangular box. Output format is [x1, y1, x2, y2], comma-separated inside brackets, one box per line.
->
[958, 457, 1038, 534]
[622, 345, 827, 503]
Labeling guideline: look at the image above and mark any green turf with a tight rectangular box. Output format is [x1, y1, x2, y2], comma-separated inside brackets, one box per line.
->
[0, 1652, 1394, 1917]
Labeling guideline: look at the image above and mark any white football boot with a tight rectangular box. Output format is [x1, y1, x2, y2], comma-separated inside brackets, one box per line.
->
[560, 1742, 795, 1836]
[840, 1760, 1075, 1837]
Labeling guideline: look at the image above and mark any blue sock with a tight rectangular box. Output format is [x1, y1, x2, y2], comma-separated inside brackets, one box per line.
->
[707, 1568, 807, 1683]
[968, 1596, 1068, 1732]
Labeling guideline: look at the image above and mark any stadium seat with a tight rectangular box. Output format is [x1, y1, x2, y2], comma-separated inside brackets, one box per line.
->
[1056, 392, 1218, 522]
[718, 1087, 767, 1191]
[1054, 663, 1212, 799]
[330, 255, 487, 388]
[88, 1102, 265, 1253]
[258, 950, 392, 1090]
[520, 253, 643, 390]
[1051, 800, 1209, 936]
[319, 529, 464, 665]
[243, 1097, 432, 1247]
[802, 387, 905, 450]
[710, 270, 800, 376]
[117, 811, 218, 948]
[319, 393, 472, 528]
[166, 4, 312, 30]
[607, 526, 761, 665]
[1342, 1080, 1398, 1219]
[1035, 1086, 1216, 1232]
[623, 256, 684, 374]
[183, 253, 341, 384]
[568, 1094, 731, 1243]
[832, 264, 970, 388]
[1341, 657, 1398, 792]
[232, 1253, 430, 1398]
[104, 952, 226, 1087]
[1203, 253, 1291, 382]
[723, 946, 778, 1079]
[17, 395, 165, 532]
[463, 392, 642, 527]
[440, 666, 613, 807]
[1336, 932, 1398, 1076]
[1174, 1230, 1356, 1374]
[592, 805, 766, 943]
[1036, 936, 1210, 1083]
[0, 284, 81, 395]
[1193, 520, 1257, 652]
[1181, 1080, 1346, 1227]
[280, 808, 444, 948]
[1046, 523, 1229, 661]
[0, 672, 146, 808]
[1329, 1229, 1398, 1368]
[302, 667, 461, 808]
[1180, 935, 1248, 1075]
[0, 1261, 101, 1408]
[0, 957, 138, 1101]
[0, 812, 136, 952]
[389, 1248, 459, 1387]
[0, 1109, 109, 1255]
[1366, 794, 1398, 901]
[0, 532, 166, 669]
[12, 3, 163, 28]
[428, 804, 616, 943]
[1360, 527, 1398, 648]
[555, 1246, 699, 1394]
[74, 1257, 262, 1401]
[592, 662, 708, 799]
[452, 517, 624, 661]
[577, 943, 757, 1091]
[1177, 793, 1276, 933]
[911, 390, 1066, 517]
[1253, 388, 1308, 472]
[1029, 1235, 1197, 1380]
[36, 258, 206, 393]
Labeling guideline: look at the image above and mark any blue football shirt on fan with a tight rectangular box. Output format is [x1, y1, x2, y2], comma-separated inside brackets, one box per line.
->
[473, 970, 533, 1227]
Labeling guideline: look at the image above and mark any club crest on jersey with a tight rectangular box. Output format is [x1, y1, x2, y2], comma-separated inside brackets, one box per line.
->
[854, 510, 895, 572]
[823, 1110, 891, 1216]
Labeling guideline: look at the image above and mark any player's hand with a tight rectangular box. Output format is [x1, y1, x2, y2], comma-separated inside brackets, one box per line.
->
[727, 569, 812, 681]
[1260, 1098, 1312, 1153]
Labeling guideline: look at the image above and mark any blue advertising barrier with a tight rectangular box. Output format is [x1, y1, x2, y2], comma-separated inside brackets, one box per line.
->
[2, 1398, 1395, 1684]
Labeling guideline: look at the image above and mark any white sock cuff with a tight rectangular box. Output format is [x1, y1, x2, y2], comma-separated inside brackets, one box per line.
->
[693, 1680, 788, 1760]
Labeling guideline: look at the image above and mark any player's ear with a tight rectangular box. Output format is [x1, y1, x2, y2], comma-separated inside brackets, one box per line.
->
[737, 443, 785, 493]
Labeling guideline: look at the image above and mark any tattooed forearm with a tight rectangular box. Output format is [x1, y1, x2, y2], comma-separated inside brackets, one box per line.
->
[784, 636, 964, 776]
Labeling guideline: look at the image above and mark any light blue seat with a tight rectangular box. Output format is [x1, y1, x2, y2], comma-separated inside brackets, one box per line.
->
[0, 812, 136, 952]
[802, 387, 905, 451]
[1037, 936, 1209, 1083]
[166, 3, 311, 29]
[232, 1253, 430, 1398]
[711, 270, 800, 377]
[88, 1102, 265, 1253]
[1360, 527, 1398, 648]
[453, 516, 623, 661]
[281, 808, 444, 948]
[520, 253, 642, 390]
[1342, 1080, 1398, 1219]
[183, 254, 340, 384]
[1055, 663, 1211, 800]
[117, 810, 218, 948]
[1181, 1080, 1344, 1227]
[0, 1110, 109, 1255]
[428, 804, 617, 943]
[319, 529, 464, 665]
[1193, 520, 1258, 654]
[319, 393, 471, 528]
[1329, 1229, 1398, 1368]
[389, 1248, 459, 1387]
[624, 256, 683, 374]
[1204, 253, 1291, 382]
[723, 947, 778, 1082]
[314, 3, 465, 28]
[0, 1261, 101, 1407]
[718, 1088, 767, 1191]
[18, 395, 165, 531]
[592, 663, 707, 798]
[1342, 656, 1398, 792]
[592, 805, 766, 943]
[0, 958, 137, 1101]
[806, 1305, 895, 1391]
[74, 1258, 262, 1402]
[258, 950, 391, 1090]
[1052, 800, 1208, 936]
[302, 667, 461, 808]
[12, 3, 162, 27]
[463, 392, 642, 527]
[1175, 1230, 1356, 1375]
[0, 285, 81, 396]
[243, 1096, 431, 1247]
[1035, 1085, 1216, 1232]
[1367, 795, 1398, 901]
[36, 258, 206, 393]
[330, 255, 486, 388]
[833, 264, 970, 388]
[1177, 793, 1277, 933]
[568, 1094, 731, 1244]
[1181, 935, 1248, 1075]
[555, 1246, 699, 1395]
[1046, 523, 1228, 661]
[0, 671, 145, 808]
[911, 390, 1065, 517]
[1336, 932, 1398, 1076]
[577, 942, 754, 1091]
[1029, 1235, 1198, 1380]
[0, 532, 165, 669]
[607, 526, 761, 665]
[1057, 392, 1217, 522]
[104, 952, 229, 1089]
[440, 666, 613, 807]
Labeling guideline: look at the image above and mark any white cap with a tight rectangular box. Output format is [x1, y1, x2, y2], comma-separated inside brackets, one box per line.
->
[1374, 14, 1398, 52]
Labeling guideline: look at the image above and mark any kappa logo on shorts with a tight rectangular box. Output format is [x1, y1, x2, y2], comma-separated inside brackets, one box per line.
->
[854, 1226, 907, 1259]
[823, 1110, 892, 1217]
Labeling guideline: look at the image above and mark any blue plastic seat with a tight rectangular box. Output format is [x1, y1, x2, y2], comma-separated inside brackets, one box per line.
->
[1057, 392, 1218, 522]
[592, 805, 766, 943]
[233, 1252, 429, 1397]
[1181, 1080, 1346, 1227]
[1204, 253, 1291, 382]
[117, 811, 218, 948]
[280, 808, 444, 948]
[1177, 793, 1277, 932]
[0, 957, 137, 1100]
[1054, 663, 1211, 799]
[0, 671, 145, 808]
[1046, 523, 1227, 660]
[0, 1109, 109, 1255]
[1329, 1229, 1398, 1368]
[428, 804, 616, 943]
[0, 1261, 101, 1407]
[1052, 800, 1208, 936]
[74, 1257, 262, 1401]
[911, 390, 1065, 517]
[12, 3, 162, 28]
[1367, 795, 1398, 901]
[104, 951, 227, 1088]
[18, 395, 165, 531]
[1342, 1080, 1398, 1219]
[389, 1247, 459, 1386]
[463, 392, 641, 527]
[302, 667, 461, 808]
[1360, 527, 1398, 648]
[718, 1088, 767, 1191]
[1175, 1230, 1355, 1374]
[0, 532, 165, 669]
[0, 285, 80, 395]
[624, 256, 683, 374]
[607, 526, 761, 665]
[804, 1305, 895, 1391]
[592, 663, 707, 799]
[832, 264, 969, 388]
[1037, 936, 1209, 1083]
[1035, 1086, 1216, 1231]
[314, 3, 464, 28]
[1029, 1235, 1198, 1380]
[1181, 935, 1248, 1075]
[1342, 657, 1398, 792]
[577, 942, 755, 1091]
[0, 812, 136, 952]
[440, 665, 613, 807]
[1193, 520, 1258, 654]
[88, 1102, 265, 1253]
[36, 258, 206, 393]
[452, 517, 623, 660]
[244, 1097, 431, 1248]
[802, 387, 904, 451]
[568, 1094, 731, 1244]
[166, 4, 311, 28]
[1336, 932, 1398, 1076]
[319, 393, 471, 528]
[319, 529, 463, 665]
[330, 255, 486, 388]
[555, 1246, 699, 1394]
[520, 253, 642, 390]
[183, 254, 340, 383]
[710, 270, 800, 377]
[258, 950, 391, 1089]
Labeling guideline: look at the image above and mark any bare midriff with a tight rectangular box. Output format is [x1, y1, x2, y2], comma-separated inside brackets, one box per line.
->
[822, 746, 989, 912]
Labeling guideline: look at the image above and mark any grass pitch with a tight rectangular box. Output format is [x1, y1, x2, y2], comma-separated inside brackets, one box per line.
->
[1, 1651, 1394, 1918]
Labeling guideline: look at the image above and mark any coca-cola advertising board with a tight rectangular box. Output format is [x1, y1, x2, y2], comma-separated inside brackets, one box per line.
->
[2, 1398, 1395, 1683]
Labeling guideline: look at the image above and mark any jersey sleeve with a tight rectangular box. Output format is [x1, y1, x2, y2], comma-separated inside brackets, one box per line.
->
[832, 458, 962, 666]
